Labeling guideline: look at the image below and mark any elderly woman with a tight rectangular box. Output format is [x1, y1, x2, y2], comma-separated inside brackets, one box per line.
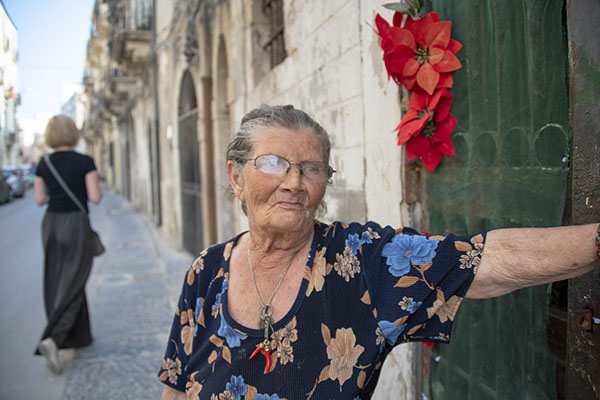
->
[159, 105, 599, 399]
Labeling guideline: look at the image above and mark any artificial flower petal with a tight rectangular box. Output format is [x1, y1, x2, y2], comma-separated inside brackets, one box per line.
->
[421, 148, 444, 173]
[397, 111, 430, 144]
[416, 63, 440, 95]
[437, 72, 454, 88]
[397, 75, 417, 91]
[434, 114, 457, 141]
[403, 58, 420, 76]
[429, 47, 445, 65]
[408, 90, 428, 110]
[435, 137, 455, 156]
[424, 21, 452, 49]
[405, 136, 431, 160]
[434, 50, 462, 73]
[448, 39, 462, 54]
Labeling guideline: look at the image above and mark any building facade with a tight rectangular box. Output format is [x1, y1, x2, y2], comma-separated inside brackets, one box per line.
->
[0, 0, 19, 167]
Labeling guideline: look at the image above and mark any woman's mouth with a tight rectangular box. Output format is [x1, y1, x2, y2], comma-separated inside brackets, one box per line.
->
[276, 201, 303, 210]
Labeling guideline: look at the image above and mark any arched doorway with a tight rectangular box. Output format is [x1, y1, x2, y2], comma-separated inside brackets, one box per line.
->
[215, 34, 235, 240]
[178, 70, 203, 254]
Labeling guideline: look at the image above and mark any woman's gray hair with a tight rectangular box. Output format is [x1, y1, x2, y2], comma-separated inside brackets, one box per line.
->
[226, 104, 331, 166]
[226, 104, 332, 215]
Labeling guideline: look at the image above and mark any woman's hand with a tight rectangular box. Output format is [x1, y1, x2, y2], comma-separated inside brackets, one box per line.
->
[160, 386, 186, 400]
[466, 224, 600, 299]
[33, 176, 49, 206]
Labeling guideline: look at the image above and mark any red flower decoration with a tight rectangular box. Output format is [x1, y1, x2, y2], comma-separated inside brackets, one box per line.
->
[376, 11, 462, 95]
[397, 88, 456, 172]
[375, 8, 462, 173]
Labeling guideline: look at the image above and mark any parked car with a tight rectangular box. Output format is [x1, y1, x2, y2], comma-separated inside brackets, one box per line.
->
[1, 167, 26, 198]
[0, 173, 10, 204]
[18, 163, 34, 187]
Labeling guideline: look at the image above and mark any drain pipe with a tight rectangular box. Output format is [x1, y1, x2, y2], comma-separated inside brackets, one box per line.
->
[152, 0, 162, 226]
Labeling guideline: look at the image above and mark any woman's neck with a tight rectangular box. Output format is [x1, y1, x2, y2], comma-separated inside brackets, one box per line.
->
[53, 146, 73, 151]
[246, 221, 314, 255]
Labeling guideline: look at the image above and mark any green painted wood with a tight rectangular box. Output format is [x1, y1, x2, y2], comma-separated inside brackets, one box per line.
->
[426, 1, 569, 399]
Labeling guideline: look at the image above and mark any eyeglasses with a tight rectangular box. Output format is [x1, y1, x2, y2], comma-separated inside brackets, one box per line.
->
[244, 154, 335, 181]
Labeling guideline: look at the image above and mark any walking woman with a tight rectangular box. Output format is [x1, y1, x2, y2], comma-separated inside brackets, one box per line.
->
[33, 114, 102, 374]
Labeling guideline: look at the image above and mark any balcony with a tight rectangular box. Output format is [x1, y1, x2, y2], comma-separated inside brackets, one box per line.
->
[106, 75, 137, 116]
[110, 1, 152, 75]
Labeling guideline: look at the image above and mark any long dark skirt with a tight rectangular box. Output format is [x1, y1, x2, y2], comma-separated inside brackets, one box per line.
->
[35, 211, 95, 354]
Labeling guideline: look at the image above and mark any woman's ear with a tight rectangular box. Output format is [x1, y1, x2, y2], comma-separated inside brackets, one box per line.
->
[226, 160, 245, 201]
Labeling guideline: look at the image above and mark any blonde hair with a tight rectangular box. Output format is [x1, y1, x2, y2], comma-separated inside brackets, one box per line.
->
[45, 114, 79, 148]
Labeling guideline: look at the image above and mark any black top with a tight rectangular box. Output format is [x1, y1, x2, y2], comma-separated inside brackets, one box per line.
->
[36, 151, 96, 213]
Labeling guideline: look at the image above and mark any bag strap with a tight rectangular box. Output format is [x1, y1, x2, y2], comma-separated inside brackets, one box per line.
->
[43, 153, 87, 214]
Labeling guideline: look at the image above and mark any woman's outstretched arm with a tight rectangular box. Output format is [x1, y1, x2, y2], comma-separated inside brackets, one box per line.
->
[466, 224, 599, 299]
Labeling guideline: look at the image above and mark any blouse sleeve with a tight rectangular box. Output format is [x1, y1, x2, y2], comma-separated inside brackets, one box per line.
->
[83, 155, 97, 174]
[158, 262, 202, 391]
[332, 221, 486, 347]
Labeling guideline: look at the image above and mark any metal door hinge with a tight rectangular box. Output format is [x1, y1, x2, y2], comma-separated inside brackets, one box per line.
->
[569, 309, 596, 332]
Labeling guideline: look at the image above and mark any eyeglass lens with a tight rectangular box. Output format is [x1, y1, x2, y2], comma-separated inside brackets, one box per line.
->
[254, 154, 329, 180]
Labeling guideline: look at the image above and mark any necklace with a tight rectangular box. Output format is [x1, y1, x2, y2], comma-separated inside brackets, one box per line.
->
[247, 246, 299, 374]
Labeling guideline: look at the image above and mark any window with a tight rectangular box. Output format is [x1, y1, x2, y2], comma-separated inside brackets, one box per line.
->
[262, 0, 286, 68]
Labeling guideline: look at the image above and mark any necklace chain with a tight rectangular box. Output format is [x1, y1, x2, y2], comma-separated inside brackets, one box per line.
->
[247, 246, 298, 321]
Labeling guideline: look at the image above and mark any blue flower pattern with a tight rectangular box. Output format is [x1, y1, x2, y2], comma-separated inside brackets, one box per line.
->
[381, 234, 439, 277]
[255, 394, 281, 400]
[159, 222, 485, 398]
[217, 316, 247, 348]
[378, 320, 407, 346]
[345, 233, 362, 256]
[226, 375, 248, 400]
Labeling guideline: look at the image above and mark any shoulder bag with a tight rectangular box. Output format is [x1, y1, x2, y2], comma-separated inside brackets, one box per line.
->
[43, 154, 105, 256]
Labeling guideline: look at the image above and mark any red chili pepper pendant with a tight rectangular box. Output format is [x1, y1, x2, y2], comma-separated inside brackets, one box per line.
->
[264, 349, 271, 374]
[248, 340, 272, 374]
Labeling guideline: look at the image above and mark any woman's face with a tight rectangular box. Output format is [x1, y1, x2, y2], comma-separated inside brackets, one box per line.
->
[229, 127, 328, 234]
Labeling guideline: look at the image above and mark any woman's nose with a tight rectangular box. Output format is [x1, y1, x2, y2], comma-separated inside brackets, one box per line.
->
[281, 165, 303, 190]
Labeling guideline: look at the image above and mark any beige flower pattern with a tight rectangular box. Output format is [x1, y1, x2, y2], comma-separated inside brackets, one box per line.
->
[159, 355, 182, 385]
[305, 247, 332, 297]
[270, 317, 298, 365]
[333, 247, 360, 282]
[426, 289, 464, 323]
[185, 372, 203, 399]
[180, 306, 195, 355]
[325, 326, 365, 388]
[455, 234, 484, 271]
[398, 296, 415, 311]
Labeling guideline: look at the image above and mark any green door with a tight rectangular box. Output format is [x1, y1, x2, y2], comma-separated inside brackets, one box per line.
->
[425, 1, 569, 398]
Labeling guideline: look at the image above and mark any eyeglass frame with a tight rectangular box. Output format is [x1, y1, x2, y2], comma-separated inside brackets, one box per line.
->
[241, 153, 336, 182]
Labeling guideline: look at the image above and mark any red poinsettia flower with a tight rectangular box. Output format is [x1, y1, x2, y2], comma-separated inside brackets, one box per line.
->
[396, 88, 456, 172]
[375, 14, 416, 81]
[376, 11, 462, 95]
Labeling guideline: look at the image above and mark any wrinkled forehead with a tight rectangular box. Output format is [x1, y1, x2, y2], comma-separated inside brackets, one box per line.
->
[251, 126, 327, 162]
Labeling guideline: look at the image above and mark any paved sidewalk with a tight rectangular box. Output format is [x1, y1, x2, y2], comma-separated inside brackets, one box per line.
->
[61, 191, 193, 399]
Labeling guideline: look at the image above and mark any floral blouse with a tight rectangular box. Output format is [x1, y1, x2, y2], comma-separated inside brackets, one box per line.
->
[158, 221, 485, 399]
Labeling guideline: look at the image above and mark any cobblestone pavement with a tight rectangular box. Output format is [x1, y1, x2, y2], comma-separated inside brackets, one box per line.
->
[60, 191, 193, 399]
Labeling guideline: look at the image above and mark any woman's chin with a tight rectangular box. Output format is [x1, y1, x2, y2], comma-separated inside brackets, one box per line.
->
[270, 210, 313, 231]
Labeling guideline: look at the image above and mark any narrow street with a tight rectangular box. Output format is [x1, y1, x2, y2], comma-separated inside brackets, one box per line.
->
[0, 189, 193, 399]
